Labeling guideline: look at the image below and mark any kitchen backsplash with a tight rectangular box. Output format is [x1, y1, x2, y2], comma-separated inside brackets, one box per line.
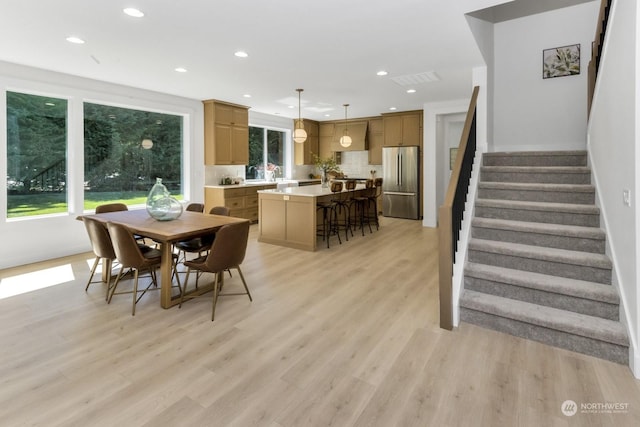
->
[206, 151, 382, 185]
[339, 151, 382, 179]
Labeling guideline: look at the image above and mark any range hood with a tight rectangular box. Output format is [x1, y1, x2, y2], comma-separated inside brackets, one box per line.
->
[331, 121, 368, 151]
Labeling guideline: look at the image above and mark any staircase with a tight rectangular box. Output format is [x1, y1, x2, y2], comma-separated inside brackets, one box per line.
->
[460, 151, 629, 364]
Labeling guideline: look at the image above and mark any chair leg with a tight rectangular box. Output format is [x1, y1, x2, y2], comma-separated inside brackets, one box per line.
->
[108, 266, 125, 304]
[132, 270, 140, 316]
[180, 267, 192, 308]
[85, 257, 100, 291]
[236, 266, 252, 302]
[211, 272, 220, 321]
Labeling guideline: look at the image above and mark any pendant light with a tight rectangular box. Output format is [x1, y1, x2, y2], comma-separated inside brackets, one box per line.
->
[293, 88, 307, 144]
[339, 103, 352, 148]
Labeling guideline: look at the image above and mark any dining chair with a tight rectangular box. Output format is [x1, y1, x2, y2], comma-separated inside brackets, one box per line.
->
[107, 221, 182, 315]
[83, 217, 117, 300]
[95, 203, 128, 214]
[175, 206, 230, 264]
[179, 220, 251, 321]
[186, 202, 205, 213]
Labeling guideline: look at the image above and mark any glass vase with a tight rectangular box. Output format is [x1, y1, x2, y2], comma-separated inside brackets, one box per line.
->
[146, 178, 183, 221]
[321, 170, 329, 188]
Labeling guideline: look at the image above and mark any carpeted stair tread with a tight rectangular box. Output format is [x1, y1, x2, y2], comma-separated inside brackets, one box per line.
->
[472, 217, 605, 240]
[481, 165, 591, 174]
[469, 238, 611, 269]
[465, 262, 619, 304]
[483, 151, 587, 167]
[460, 290, 628, 346]
[475, 198, 599, 214]
[478, 181, 595, 193]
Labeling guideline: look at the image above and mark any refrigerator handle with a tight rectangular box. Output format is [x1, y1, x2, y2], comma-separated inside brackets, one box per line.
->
[396, 154, 400, 186]
[399, 153, 403, 187]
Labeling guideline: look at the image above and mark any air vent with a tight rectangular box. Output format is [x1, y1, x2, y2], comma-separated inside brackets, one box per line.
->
[390, 71, 440, 86]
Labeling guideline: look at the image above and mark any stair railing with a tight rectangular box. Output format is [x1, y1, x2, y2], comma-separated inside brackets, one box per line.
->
[588, 0, 612, 115]
[438, 86, 479, 331]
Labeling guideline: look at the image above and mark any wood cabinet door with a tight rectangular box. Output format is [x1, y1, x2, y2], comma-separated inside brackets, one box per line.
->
[402, 114, 422, 146]
[213, 123, 232, 164]
[383, 115, 403, 146]
[231, 125, 249, 164]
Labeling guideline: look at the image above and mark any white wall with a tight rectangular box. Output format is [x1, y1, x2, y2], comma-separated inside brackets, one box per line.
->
[493, 2, 600, 151]
[0, 62, 203, 269]
[587, 0, 640, 378]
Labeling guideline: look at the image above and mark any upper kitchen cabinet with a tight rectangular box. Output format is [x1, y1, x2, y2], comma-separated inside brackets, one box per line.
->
[382, 110, 423, 147]
[293, 119, 319, 165]
[367, 118, 383, 165]
[318, 122, 335, 158]
[203, 100, 249, 165]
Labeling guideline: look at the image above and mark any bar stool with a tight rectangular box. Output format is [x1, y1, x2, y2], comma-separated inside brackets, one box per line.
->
[334, 180, 355, 241]
[367, 178, 383, 230]
[316, 181, 343, 248]
[354, 179, 375, 236]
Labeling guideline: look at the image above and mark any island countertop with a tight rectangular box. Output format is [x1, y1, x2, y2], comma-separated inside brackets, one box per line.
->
[258, 183, 365, 197]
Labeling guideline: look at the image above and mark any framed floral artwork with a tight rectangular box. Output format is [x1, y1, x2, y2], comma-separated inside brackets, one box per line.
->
[543, 44, 580, 79]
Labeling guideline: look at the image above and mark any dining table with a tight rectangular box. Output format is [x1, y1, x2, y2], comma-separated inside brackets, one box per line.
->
[78, 209, 249, 308]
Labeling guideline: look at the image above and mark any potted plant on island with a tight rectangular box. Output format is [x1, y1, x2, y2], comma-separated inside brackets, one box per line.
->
[312, 153, 341, 188]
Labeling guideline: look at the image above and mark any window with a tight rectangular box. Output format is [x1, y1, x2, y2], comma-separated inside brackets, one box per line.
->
[246, 126, 286, 180]
[6, 91, 68, 218]
[83, 103, 183, 210]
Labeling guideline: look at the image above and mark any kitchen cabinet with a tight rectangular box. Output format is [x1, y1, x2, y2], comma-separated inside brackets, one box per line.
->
[203, 100, 249, 165]
[205, 183, 276, 222]
[367, 118, 383, 165]
[293, 119, 319, 165]
[318, 122, 335, 159]
[382, 111, 422, 147]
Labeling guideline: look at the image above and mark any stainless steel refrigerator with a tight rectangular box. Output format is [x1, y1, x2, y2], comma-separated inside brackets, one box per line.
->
[382, 146, 420, 219]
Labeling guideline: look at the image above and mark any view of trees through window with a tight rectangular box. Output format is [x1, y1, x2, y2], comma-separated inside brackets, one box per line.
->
[6, 91, 68, 218]
[4, 91, 184, 218]
[83, 103, 183, 210]
[246, 126, 286, 180]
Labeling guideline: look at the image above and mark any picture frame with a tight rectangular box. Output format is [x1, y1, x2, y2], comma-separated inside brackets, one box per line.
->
[449, 147, 458, 170]
[543, 44, 580, 79]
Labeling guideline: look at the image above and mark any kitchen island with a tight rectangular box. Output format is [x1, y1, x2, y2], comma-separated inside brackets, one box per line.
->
[258, 183, 368, 251]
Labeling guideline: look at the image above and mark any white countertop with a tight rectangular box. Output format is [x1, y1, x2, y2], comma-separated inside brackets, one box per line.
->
[259, 183, 366, 197]
[205, 179, 319, 190]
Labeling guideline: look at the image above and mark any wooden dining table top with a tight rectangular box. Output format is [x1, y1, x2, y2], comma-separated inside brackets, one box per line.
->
[79, 209, 249, 243]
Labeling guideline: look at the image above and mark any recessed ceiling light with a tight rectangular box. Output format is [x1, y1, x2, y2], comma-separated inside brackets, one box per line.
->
[234, 51, 248, 58]
[377, 70, 388, 76]
[243, 94, 251, 98]
[324, 114, 331, 117]
[406, 89, 416, 94]
[123, 8, 144, 18]
[288, 105, 294, 109]
[175, 67, 187, 73]
[389, 107, 397, 111]
[66, 36, 85, 44]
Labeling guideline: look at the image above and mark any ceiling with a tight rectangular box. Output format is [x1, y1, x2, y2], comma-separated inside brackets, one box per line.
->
[0, 0, 588, 122]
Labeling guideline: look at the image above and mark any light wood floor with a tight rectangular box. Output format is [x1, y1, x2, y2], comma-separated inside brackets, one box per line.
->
[1, 217, 639, 427]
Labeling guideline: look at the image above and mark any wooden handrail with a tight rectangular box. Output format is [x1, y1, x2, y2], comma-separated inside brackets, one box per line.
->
[438, 86, 479, 331]
[588, 0, 612, 115]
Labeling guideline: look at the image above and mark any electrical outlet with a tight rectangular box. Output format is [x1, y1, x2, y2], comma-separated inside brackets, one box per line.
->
[623, 189, 631, 207]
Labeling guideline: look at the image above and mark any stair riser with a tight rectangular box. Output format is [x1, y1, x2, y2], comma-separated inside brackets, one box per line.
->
[475, 206, 600, 227]
[483, 155, 587, 167]
[480, 170, 591, 184]
[464, 276, 619, 320]
[477, 188, 595, 205]
[460, 308, 628, 364]
[468, 249, 611, 284]
[471, 226, 605, 254]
